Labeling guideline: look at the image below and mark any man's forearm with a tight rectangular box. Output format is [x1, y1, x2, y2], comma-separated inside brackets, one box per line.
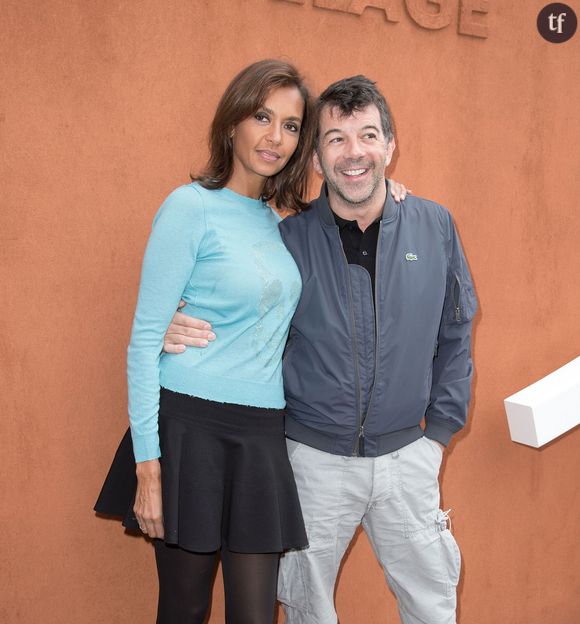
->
[424, 320, 474, 446]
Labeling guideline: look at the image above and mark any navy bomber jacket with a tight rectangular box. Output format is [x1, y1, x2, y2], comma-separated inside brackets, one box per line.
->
[279, 182, 477, 457]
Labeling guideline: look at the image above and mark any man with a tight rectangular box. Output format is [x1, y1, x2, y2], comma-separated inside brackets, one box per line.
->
[165, 76, 476, 624]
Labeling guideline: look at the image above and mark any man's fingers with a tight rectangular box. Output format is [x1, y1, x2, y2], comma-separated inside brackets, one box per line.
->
[180, 338, 211, 347]
[166, 323, 215, 340]
[172, 312, 212, 330]
[165, 336, 211, 349]
[163, 314, 216, 352]
[163, 344, 187, 354]
[165, 330, 214, 344]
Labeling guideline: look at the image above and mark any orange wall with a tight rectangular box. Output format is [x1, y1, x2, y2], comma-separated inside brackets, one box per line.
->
[2, 1, 579, 622]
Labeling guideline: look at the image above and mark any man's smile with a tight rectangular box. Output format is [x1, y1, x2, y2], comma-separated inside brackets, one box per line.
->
[342, 168, 368, 177]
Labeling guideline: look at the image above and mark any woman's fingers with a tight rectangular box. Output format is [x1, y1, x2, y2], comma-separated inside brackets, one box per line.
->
[135, 505, 164, 539]
[137, 516, 164, 539]
[151, 516, 165, 540]
[141, 513, 164, 539]
[388, 179, 412, 202]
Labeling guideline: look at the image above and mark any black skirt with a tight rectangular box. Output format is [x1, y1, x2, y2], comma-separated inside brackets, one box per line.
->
[94, 389, 307, 553]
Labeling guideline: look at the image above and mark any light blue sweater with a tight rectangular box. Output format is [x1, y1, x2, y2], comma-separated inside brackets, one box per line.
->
[127, 183, 302, 462]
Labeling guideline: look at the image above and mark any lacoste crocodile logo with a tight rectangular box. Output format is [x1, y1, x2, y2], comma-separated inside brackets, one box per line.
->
[405, 252, 418, 261]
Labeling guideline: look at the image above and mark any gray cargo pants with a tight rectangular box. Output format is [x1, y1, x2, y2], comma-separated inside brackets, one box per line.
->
[278, 437, 461, 624]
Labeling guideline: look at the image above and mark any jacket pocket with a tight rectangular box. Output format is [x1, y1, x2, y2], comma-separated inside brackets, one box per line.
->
[445, 272, 477, 324]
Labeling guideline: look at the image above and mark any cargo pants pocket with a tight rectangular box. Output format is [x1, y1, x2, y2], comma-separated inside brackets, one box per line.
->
[278, 550, 308, 612]
[436, 510, 462, 597]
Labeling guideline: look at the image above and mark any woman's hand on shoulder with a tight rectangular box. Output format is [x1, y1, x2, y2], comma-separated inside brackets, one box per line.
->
[134, 459, 164, 539]
[388, 179, 411, 202]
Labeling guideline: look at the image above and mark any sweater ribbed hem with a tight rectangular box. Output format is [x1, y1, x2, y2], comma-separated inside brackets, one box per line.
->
[160, 369, 286, 410]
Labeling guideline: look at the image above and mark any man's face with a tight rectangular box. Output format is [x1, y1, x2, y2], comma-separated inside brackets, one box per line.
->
[313, 104, 395, 209]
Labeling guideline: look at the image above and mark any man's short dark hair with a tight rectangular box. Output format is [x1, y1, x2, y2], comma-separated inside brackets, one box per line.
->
[315, 75, 394, 147]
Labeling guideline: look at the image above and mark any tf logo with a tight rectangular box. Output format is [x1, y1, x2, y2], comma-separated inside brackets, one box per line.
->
[537, 3, 577, 43]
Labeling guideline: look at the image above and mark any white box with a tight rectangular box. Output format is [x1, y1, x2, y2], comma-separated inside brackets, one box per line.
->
[504, 356, 580, 447]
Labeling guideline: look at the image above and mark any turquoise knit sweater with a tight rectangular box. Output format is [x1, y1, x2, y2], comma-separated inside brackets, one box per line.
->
[127, 183, 302, 462]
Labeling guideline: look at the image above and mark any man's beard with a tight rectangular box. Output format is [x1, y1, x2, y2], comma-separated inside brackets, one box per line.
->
[325, 161, 385, 208]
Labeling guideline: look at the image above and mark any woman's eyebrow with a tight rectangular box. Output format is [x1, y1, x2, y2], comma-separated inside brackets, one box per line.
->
[261, 106, 302, 123]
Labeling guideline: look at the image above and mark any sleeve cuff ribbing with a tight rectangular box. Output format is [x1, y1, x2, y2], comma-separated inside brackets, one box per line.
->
[424, 421, 455, 447]
[130, 432, 161, 463]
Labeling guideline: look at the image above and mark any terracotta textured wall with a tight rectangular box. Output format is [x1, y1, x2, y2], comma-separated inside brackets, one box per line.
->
[2, 1, 579, 621]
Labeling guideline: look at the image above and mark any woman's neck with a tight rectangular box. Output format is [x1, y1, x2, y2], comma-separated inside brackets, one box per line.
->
[226, 173, 265, 200]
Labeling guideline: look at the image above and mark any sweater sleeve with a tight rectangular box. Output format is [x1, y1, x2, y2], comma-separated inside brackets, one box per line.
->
[127, 185, 206, 462]
[424, 213, 477, 446]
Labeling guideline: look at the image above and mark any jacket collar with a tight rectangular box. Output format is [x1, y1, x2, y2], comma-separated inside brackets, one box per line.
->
[312, 179, 398, 227]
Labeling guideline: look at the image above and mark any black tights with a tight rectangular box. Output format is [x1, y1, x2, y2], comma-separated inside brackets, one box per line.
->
[154, 540, 279, 624]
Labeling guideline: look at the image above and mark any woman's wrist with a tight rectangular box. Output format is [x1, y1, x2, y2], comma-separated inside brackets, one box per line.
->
[136, 458, 161, 479]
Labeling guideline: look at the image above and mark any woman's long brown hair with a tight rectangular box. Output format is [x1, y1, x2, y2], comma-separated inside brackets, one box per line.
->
[193, 59, 314, 213]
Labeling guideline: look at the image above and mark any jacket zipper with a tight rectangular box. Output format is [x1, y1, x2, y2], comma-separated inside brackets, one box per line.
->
[337, 233, 364, 457]
[354, 220, 383, 457]
[453, 272, 462, 322]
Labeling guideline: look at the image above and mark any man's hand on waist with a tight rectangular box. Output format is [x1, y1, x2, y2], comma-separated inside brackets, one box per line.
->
[163, 300, 216, 353]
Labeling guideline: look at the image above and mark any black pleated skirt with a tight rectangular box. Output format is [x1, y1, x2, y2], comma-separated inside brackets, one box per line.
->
[94, 389, 307, 553]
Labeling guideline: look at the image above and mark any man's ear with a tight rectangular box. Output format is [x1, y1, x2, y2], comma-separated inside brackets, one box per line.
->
[312, 150, 323, 176]
[385, 139, 396, 167]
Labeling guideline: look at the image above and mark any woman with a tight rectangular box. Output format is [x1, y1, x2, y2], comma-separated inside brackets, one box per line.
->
[95, 59, 407, 623]
[96, 59, 315, 624]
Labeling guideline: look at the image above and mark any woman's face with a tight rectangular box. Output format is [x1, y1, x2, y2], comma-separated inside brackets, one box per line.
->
[229, 85, 305, 193]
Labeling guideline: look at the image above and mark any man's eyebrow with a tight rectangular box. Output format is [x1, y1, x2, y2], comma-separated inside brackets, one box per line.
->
[323, 124, 381, 139]
[322, 128, 342, 138]
[260, 106, 302, 123]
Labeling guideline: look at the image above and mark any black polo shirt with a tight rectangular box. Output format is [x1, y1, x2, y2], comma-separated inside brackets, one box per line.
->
[333, 211, 381, 298]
